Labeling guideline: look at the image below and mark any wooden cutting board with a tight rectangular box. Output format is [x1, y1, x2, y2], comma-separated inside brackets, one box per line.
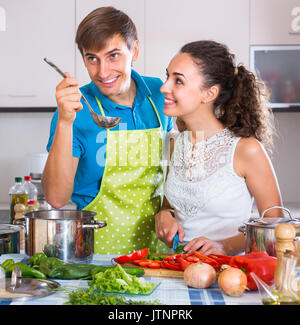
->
[122, 262, 184, 279]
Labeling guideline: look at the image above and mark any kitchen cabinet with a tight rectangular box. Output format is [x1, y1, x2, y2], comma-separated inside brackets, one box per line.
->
[0, 0, 75, 109]
[144, 0, 250, 80]
[250, 0, 300, 45]
[75, 0, 145, 87]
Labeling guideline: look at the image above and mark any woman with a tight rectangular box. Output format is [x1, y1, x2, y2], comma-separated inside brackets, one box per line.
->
[155, 40, 283, 256]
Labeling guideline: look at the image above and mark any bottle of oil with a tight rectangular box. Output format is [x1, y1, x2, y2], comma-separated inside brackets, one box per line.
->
[22, 175, 38, 209]
[9, 177, 28, 223]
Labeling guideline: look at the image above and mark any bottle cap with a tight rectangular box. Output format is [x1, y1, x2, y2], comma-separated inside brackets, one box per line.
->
[15, 177, 22, 183]
[24, 176, 32, 181]
[27, 200, 36, 205]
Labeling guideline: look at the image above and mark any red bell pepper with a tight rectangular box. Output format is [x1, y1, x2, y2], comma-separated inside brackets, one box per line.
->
[113, 248, 149, 264]
[229, 252, 277, 290]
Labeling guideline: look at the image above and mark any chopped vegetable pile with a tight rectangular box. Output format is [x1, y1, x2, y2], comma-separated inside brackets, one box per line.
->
[131, 251, 232, 272]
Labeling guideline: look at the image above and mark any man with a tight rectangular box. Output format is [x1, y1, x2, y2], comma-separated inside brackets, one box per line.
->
[42, 7, 173, 255]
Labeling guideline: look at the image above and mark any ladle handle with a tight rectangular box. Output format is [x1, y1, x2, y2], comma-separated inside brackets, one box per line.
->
[44, 58, 66, 78]
[43, 58, 96, 115]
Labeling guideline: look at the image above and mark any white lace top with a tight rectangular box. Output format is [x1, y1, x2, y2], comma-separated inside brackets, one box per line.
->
[165, 128, 254, 242]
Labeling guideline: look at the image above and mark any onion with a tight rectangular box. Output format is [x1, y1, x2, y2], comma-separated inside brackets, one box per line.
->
[218, 266, 247, 297]
[184, 262, 217, 289]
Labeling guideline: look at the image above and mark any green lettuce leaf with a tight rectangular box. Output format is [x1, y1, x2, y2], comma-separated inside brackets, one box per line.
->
[89, 264, 155, 295]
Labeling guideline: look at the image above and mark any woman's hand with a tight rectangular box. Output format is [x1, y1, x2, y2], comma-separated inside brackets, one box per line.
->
[155, 209, 185, 248]
[56, 72, 83, 125]
[184, 236, 226, 255]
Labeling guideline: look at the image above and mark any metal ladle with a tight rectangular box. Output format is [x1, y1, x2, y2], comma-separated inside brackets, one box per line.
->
[43, 58, 122, 129]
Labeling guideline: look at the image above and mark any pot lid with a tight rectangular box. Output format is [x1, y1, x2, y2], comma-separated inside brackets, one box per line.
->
[246, 206, 300, 228]
[246, 217, 300, 228]
[0, 267, 60, 301]
[24, 209, 97, 220]
[0, 224, 22, 235]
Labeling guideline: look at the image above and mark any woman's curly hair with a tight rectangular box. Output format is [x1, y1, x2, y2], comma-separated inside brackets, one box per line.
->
[180, 40, 275, 155]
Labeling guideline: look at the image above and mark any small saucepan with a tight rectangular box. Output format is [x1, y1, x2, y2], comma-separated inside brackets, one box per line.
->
[0, 224, 22, 255]
[239, 206, 300, 257]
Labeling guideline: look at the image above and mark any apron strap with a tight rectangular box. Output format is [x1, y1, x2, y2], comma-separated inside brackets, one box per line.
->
[94, 95, 163, 129]
[95, 97, 106, 116]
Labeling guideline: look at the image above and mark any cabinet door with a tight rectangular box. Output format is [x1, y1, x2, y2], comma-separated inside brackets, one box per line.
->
[0, 0, 75, 108]
[75, 0, 145, 87]
[144, 0, 250, 80]
[250, 0, 300, 45]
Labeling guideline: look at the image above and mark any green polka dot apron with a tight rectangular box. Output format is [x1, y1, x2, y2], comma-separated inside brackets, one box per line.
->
[83, 96, 168, 255]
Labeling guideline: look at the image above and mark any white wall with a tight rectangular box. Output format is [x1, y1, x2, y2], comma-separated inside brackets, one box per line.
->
[0, 112, 52, 202]
[272, 113, 300, 202]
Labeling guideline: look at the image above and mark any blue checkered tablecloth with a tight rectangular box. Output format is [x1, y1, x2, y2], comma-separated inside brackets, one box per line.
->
[0, 254, 262, 305]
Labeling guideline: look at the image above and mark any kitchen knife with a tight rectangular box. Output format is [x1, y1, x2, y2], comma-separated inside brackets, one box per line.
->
[172, 233, 179, 252]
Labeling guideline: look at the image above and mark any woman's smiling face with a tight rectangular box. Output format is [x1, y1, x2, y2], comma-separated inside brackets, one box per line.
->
[160, 52, 208, 118]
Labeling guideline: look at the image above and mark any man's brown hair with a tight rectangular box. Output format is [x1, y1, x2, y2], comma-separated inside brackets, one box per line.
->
[76, 6, 138, 55]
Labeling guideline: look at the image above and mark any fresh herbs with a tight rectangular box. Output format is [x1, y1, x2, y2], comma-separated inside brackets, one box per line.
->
[64, 287, 163, 305]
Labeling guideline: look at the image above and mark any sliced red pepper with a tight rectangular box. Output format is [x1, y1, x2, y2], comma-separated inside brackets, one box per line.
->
[138, 260, 152, 267]
[185, 255, 200, 263]
[177, 256, 194, 270]
[161, 260, 182, 271]
[208, 254, 232, 265]
[113, 248, 149, 264]
[148, 261, 161, 269]
[193, 251, 220, 269]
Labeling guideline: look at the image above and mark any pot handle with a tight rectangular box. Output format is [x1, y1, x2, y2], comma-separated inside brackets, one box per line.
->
[13, 218, 26, 228]
[260, 206, 294, 219]
[82, 220, 107, 229]
[238, 225, 246, 235]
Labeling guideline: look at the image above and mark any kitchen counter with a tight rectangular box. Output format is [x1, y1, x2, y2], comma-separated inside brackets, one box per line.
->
[0, 254, 263, 306]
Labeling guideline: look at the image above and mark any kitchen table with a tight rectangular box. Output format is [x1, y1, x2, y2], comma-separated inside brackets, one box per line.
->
[0, 253, 263, 306]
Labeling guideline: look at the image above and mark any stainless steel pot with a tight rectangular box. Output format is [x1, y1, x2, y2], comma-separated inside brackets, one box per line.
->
[0, 224, 22, 255]
[239, 206, 300, 257]
[19, 209, 107, 262]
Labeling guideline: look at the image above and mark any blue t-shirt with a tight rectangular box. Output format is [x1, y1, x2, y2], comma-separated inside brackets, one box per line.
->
[47, 69, 173, 209]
